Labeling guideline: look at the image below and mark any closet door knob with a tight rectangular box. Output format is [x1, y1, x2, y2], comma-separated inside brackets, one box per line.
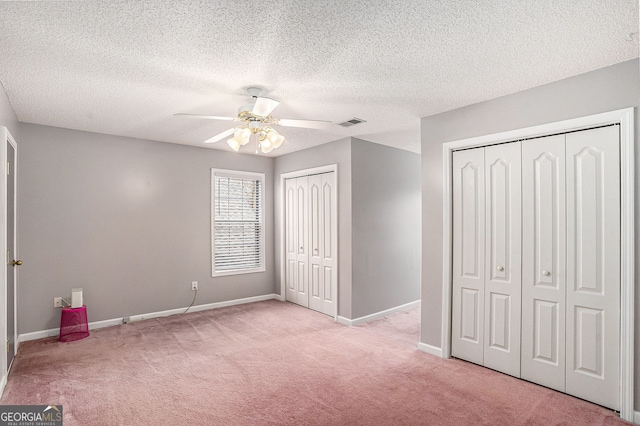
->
[497, 266, 504, 272]
[543, 270, 551, 277]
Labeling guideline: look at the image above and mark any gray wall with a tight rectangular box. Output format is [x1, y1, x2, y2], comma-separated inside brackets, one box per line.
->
[419, 59, 640, 408]
[273, 138, 353, 318]
[18, 123, 275, 333]
[0, 83, 19, 139]
[351, 138, 420, 318]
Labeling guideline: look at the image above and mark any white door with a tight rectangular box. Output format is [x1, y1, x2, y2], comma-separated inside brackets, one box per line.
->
[0, 128, 17, 384]
[285, 176, 309, 307]
[521, 134, 566, 392]
[450, 125, 622, 411]
[307, 172, 337, 315]
[285, 178, 298, 304]
[6, 139, 17, 371]
[451, 148, 485, 365]
[294, 177, 309, 307]
[285, 172, 337, 316]
[483, 142, 521, 377]
[308, 174, 323, 313]
[320, 172, 337, 316]
[565, 126, 620, 410]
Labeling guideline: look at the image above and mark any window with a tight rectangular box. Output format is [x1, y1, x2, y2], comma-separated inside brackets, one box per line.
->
[211, 169, 265, 277]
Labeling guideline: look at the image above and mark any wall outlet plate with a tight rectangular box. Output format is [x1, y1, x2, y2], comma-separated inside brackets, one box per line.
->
[53, 297, 63, 308]
[191, 281, 198, 291]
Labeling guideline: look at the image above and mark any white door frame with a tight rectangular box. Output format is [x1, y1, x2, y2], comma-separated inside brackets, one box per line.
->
[0, 127, 17, 396]
[440, 108, 635, 422]
[279, 164, 338, 320]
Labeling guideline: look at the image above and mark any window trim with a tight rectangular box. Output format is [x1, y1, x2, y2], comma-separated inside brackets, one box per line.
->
[211, 168, 265, 277]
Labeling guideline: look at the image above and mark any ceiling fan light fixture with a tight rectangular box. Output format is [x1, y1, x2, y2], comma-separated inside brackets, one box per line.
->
[267, 129, 285, 149]
[261, 144, 273, 154]
[227, 138, 241, 152]
[261, 136, 272, 148]
[261, 141, 275, 153]
[234, 128, 251, 145]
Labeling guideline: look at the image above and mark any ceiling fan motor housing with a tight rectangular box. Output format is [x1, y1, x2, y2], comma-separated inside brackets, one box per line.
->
[246, 86, 265, 98]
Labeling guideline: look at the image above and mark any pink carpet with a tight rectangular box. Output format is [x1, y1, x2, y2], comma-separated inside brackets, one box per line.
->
[1, 300, 629, 425]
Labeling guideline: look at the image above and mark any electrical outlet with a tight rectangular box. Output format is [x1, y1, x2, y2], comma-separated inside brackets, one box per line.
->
[191, 281, 198, 291]
[53, 297, 63, 308]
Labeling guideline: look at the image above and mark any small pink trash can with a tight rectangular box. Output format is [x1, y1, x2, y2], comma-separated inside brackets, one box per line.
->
[59, 305, 90, 342]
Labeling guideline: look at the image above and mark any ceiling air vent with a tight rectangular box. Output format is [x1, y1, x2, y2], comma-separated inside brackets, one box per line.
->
[338, 117, 366, 127]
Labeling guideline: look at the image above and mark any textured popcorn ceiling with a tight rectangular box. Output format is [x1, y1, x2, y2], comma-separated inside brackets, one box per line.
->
[0, 1, 637, 156]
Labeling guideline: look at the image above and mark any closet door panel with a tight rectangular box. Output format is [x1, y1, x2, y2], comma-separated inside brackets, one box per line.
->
[308, 174, 324, 313]
[451, 148, 485, 365]
[295, 177, 309, 307]
[483, 142, 521, 377]
[285, 178, 299, 303]
[321, 172, 337, 316]
[521, 134, 566, 391]
[565, 126, 620, 410]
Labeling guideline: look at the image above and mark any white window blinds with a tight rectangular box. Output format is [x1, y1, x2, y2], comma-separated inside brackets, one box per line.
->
[211, 169, 265, 277]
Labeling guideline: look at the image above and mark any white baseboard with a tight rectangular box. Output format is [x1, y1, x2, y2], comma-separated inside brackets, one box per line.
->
[336, 316, 351, 326]
[18, 294, 280, 343]
[337, 300, 420, 326]
[633, 410, 640, 424]
[417, 342, 443, 358]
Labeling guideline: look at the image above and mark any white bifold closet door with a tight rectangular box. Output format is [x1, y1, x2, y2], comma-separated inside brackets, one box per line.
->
[285, 172, 337, 316]
[521, 127, 620, 410]
[451, 142, 522, 377]
[452, 148, 485, 365]
[521, 134, 567, 392]
[453, 125, 621, 411]
[564, 126, 620, 409]
[286, 176, 309, 307]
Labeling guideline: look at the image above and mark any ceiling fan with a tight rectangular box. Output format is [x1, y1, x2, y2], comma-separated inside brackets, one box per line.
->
[176, 87, 333, 154]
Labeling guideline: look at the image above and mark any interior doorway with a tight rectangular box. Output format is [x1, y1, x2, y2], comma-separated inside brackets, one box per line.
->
[0, 126, 18, 394]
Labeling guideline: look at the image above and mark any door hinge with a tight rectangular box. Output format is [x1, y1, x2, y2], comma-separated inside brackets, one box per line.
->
[5, 251, 8, 265]
[6, 340, 8, 353]
[5, 162, 8, 176]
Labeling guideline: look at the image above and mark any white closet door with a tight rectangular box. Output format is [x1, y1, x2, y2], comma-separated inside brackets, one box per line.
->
[285, 176, 310, 308]
[521, 134, 566, 391]
[451, 148, 485, 365]
[308, 172, 337, 316]
[308, 174, 324, 313]
[285, 172, 337, 316]
[320, 172, 337, 316]
[295, 177, 310, 307]
[285, 178, 298, 303]
[483, 142, 521, 377]
[565, 126, 620, 410]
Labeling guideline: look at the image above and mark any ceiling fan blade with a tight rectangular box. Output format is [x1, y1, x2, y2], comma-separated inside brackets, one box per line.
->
[204, 127, 236, 144]
[252, 97, 280, 116]
[175, 113, 236, 121]
[276, 118, 334, 129]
